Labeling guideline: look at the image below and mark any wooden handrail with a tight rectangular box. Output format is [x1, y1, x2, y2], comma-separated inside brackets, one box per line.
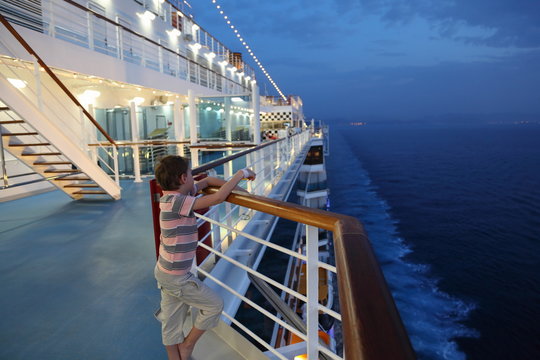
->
[61, 0, 250, 91]
[0, 12, 118, 148]
[202, 187, 416, 360]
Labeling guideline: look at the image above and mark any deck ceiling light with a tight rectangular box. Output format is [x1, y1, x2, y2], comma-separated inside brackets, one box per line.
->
[137, 11, 156, 21]
[231, 97, 243, 103]
[82, 90, 101, 98]
[167, 28, 181, 37]
[7, 78, 27, 89]
[130, 97, 145, 105]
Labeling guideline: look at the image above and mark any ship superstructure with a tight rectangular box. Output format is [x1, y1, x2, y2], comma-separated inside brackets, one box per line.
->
[0, 1, 415, 359]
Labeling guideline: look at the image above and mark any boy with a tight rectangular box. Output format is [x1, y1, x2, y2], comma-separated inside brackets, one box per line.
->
[154, 155, 256, 360]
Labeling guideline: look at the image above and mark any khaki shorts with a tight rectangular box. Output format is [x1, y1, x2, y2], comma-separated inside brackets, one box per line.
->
[154, 266, 224, 346]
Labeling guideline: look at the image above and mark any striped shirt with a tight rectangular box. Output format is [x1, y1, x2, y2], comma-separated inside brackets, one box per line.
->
[157, 187, 198, 275]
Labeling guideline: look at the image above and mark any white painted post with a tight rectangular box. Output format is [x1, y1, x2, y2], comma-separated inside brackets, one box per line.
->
[113, 146, 120, 185]
[173, 98, 185, 156]
[129, 101, 142, 183]
[48, 0, 55, 37]
[269, 143, 275, 184]
[252, 84, 261, 144]
[188, 89, 198, 144]
[306, 225, 319, 360]
[87, 11, 94, 51]
[224, 97, 232, 142]
[223, 153, 233, 249]
[190, 148, 199, 167]
[246, 152, 253, 193]
[32, 59, 43, 111]
[253, 150, 261, 195]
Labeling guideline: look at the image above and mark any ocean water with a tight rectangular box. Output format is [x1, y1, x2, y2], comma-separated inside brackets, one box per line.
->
[326, 124, 540, 359]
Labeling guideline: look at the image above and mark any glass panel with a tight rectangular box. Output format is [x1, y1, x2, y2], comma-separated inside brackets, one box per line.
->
[198, 95, 252, 142]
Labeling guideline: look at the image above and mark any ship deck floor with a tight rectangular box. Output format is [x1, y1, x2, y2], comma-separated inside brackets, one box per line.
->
[0, 181, 165, 359]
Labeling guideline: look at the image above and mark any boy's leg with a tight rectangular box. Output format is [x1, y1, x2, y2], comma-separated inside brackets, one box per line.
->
[165, 345, 181, 360]
[178, 327, 205, 360]
[177, 277, 224, 360]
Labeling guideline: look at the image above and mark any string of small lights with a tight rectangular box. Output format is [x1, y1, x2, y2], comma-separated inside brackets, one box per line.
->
[210, 0, 287, 101]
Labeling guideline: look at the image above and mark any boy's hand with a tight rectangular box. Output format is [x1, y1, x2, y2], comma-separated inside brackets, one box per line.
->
[241, 168, 256, 181]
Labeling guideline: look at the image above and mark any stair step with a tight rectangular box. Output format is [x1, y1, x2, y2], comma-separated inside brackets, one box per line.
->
[54, 177, 91, 181]
[21, 152, 62, 156]
[44, 169, 79, 173]
[0, 120, 24, 124]
[2, 132, 39, 136]
[10, 143, 51, 147]
[34, 161, 72, 165]
[72, 190, 108, 195]
[63, 184, 99, 188]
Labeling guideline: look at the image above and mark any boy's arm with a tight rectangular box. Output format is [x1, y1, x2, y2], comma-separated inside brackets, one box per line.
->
[193, 169, 255, 210]
[196, 176, 247, 193]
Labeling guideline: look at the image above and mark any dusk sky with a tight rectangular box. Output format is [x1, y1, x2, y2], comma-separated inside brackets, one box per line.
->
[191, 0, 540, 122]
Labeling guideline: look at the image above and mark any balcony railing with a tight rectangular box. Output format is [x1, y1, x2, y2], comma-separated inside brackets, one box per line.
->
[0, 0, 252, 94]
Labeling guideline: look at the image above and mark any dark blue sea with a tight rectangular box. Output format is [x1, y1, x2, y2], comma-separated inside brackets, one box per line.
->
[326, 123, 540, 360]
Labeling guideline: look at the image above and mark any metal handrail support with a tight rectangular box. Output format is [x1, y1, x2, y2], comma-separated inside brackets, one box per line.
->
[201, 187, 416, 360]
[0, 12, 117, 148]
[0, 128, 8, 188]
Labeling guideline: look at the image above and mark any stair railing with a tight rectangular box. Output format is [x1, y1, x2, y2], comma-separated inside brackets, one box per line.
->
[0, 13, 120, 184]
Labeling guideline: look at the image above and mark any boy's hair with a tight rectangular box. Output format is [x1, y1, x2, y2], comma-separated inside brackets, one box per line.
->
[155, 155, 190, 190]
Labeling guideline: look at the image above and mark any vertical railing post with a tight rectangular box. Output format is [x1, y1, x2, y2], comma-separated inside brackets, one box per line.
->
[48, 0, 56, 37]
[113, 146, 120, 185]
[87, 11, 94, 50]
[246, 151, 253, 193]
[306, 224, 319, 359]
[129, 101, 142, 182]
[223, 154, 233, 249]
[270, 143, 275, 184]
[0, 127, 9, 188]
[253, 149, 262, 195]
[33, 59, 43, 111]
[158, 41, 164, 74]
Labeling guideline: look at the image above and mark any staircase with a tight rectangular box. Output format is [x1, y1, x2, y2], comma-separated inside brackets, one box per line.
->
[0, 13, 120, 200]
[0, 98, 120, 200]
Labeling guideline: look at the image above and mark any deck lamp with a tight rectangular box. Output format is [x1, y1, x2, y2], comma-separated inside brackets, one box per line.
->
[137, 11, 155, 21]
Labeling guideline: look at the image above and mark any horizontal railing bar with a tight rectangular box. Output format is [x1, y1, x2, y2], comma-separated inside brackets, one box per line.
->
[318, 304, 342, 322]
[318, 261, 337, 274]
[318, 344, 343, 360]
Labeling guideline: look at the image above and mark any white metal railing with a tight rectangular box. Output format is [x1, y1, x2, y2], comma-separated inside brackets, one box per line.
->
[0, 0, 253, 94]
[0, 30, 119, 183]
[186, 133, 342, 359]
